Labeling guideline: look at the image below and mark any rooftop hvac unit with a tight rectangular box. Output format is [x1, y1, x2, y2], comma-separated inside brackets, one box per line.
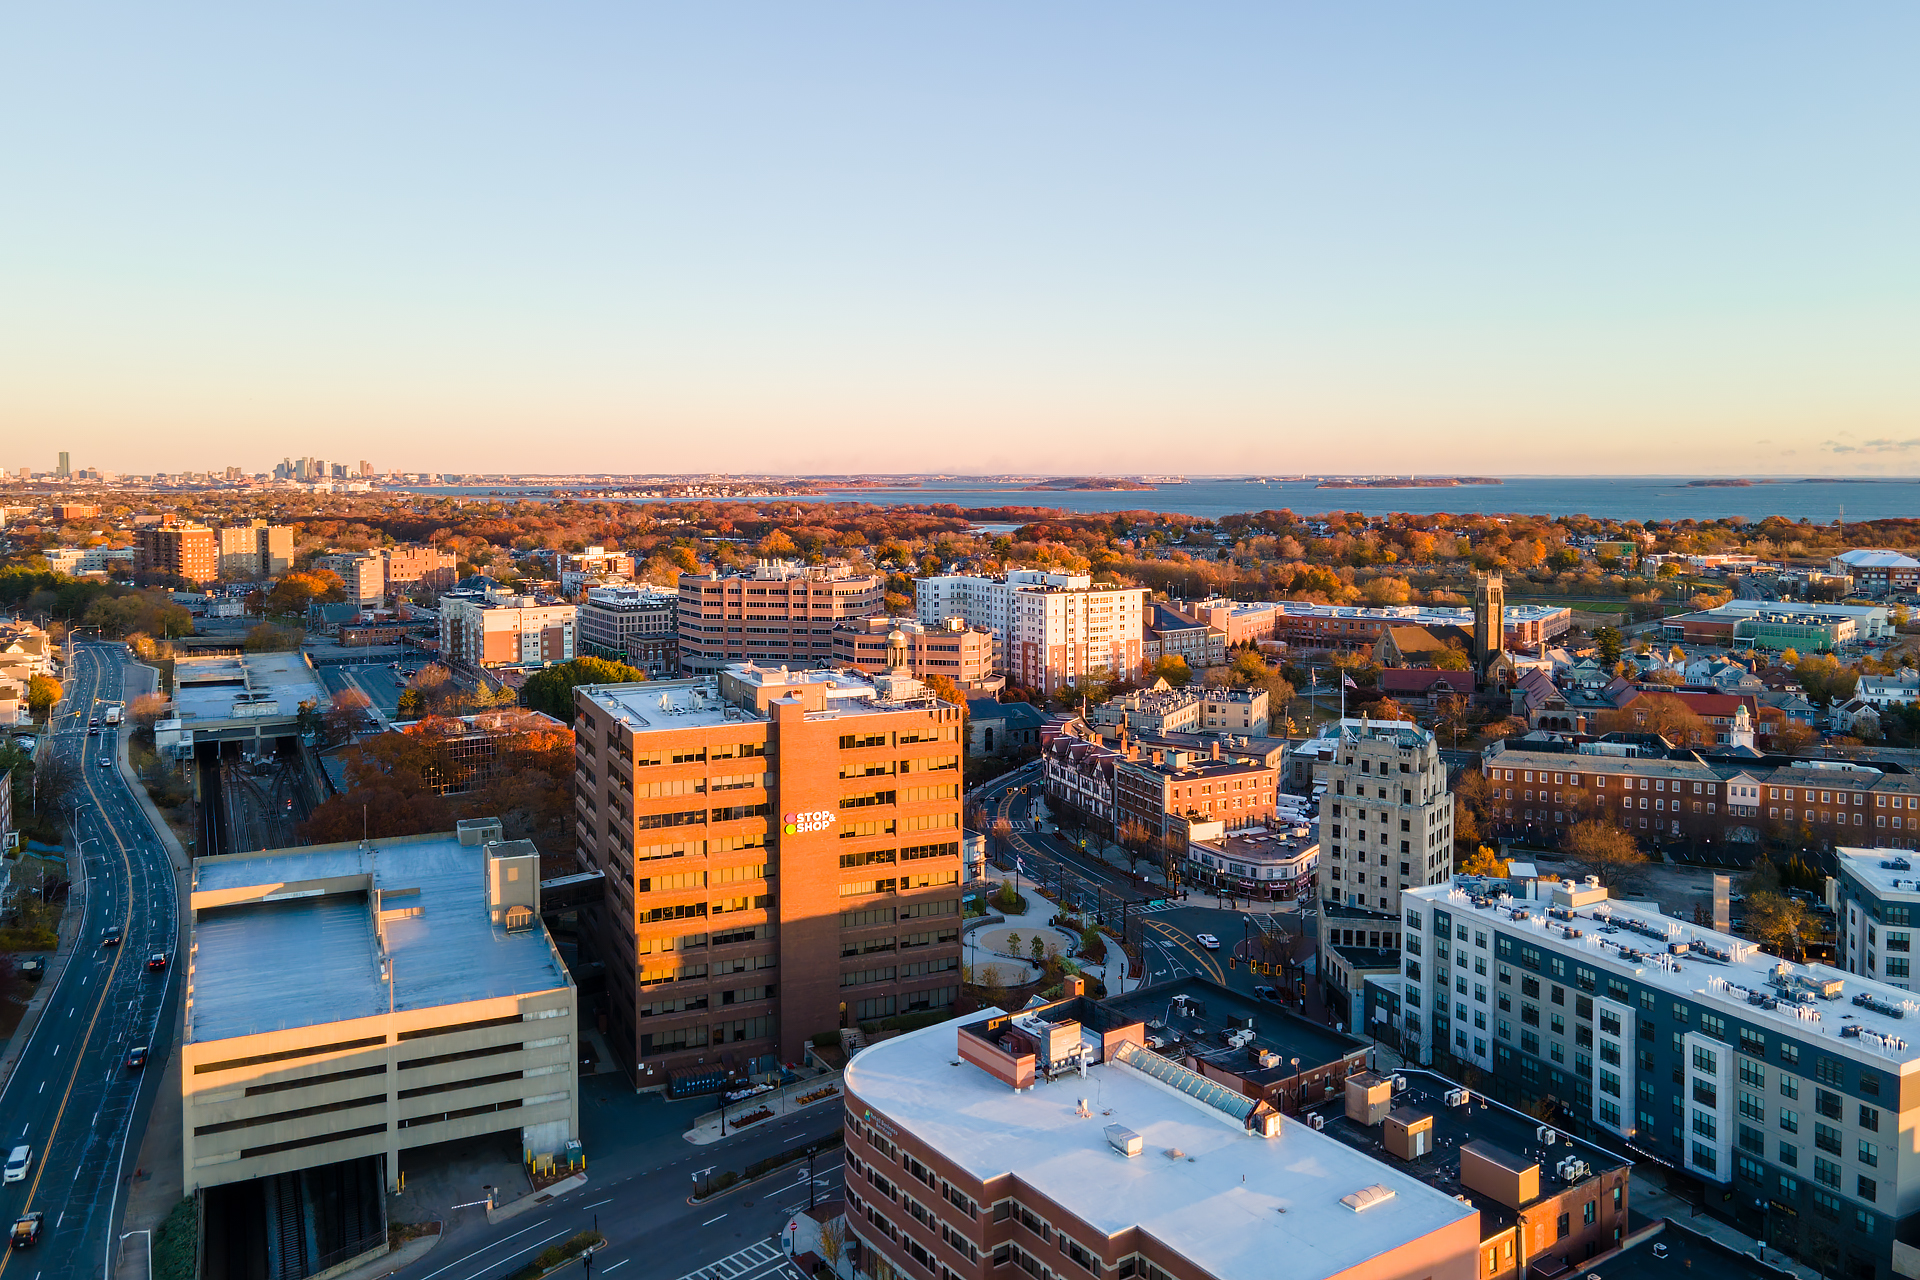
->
[1537, 1125, 1558, 1145]
[1443, 1088, 1470, 1107]
[1309, 1114, 1326, 1131]
[1392, 1075, 1407, 1091]
[1104, 1125, 1143, 1158]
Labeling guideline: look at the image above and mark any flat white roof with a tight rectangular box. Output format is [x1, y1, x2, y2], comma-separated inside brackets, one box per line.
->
[1837, 846, 1920, 901]
[846, 1016, 1475, 1280]
[1409, 881, 1920, 1067]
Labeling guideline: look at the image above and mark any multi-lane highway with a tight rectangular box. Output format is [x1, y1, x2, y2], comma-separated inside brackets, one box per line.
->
[0, 642, 180, 1280]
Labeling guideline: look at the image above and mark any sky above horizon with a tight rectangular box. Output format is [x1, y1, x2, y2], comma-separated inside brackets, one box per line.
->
[4, 6, 1917, 478]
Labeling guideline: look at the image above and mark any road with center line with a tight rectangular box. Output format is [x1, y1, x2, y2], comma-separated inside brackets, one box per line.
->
[0, 641, 181, 1280]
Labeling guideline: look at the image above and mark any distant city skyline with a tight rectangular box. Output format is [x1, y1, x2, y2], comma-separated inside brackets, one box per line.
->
[4, 6, 1916, 476]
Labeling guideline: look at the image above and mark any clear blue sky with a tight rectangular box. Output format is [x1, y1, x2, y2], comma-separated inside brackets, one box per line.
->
[3, 5, 1916, 476]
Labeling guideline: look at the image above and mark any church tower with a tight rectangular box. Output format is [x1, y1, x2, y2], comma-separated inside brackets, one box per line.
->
[1473, 573, 1506, 675]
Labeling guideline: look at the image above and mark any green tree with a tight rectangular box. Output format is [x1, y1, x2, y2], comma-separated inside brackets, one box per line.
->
[519, 656, 647, 720]
[1594, 626, 1624, 667]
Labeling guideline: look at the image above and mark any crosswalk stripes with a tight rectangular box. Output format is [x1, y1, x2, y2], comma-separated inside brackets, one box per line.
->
[674, 1238, 788, 1280]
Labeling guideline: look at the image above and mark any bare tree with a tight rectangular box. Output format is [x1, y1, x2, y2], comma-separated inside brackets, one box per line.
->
[1562, 819, 1647, 886]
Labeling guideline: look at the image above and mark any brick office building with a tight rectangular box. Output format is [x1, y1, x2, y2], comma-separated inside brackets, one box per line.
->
[678, 560, 885, 676]
[1480, 740, 1920, 853]
[573, 665, 965, 1089]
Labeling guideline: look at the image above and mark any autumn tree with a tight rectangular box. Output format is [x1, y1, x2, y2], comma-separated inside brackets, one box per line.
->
[1745, 890, 1811, 959]
[1600, 695, 1708, 747]
[26, 674, 62, 723]
[323, 688, 377, 744]
[128, 692, 171, 739]
[1148, 655, 1194, 688]
[1459, 846, 1509, 877]
[1562, 819, 1646, 885]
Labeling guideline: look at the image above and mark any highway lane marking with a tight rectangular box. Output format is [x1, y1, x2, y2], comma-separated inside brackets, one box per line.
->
[601, 1261, 629, 1273]
[412, 1221, 561, 1280]
[0, 656, 141, 1280]
[702, 1213, 728, 1225]
[582, 1197, 612, 1208]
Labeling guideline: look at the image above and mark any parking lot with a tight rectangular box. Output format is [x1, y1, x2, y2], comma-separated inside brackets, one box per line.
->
[316, 660, 418, 721]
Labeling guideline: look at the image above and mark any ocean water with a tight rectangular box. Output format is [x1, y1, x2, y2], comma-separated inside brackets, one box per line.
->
[406, 476, 1920, 524]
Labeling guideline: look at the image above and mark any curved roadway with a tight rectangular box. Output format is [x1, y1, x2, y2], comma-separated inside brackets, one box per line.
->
[0, 642, 181, 1280]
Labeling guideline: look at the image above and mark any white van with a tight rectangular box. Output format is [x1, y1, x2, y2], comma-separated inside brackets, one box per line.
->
[3, 1145, 29, 1183]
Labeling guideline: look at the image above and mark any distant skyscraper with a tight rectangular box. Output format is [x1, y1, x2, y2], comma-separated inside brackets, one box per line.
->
[56, 451, 69, 478]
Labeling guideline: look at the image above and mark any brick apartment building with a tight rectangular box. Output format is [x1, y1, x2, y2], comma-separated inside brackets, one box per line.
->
[830, 616, 999, 688]
[439, 589, 577, 670]
[572, 665, 966, 1089]
[384, 545, 458, 593]
[134, 524, 218, 584]
[1115, 740, 1282, 840]
[678, 560, 885, 676]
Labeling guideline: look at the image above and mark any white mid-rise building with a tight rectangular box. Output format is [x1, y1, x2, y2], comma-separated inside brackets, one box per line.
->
[914, 570, 1147, 693]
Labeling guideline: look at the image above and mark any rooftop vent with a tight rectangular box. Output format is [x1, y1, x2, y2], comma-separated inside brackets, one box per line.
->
[1339, 1185, 1397, 1214]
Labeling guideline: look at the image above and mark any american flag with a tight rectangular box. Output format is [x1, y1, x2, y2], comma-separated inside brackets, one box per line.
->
[1342, 673, 1358, 689]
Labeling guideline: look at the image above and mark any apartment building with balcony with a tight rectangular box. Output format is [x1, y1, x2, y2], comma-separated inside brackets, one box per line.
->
[679, 560, 885, 676]
[914, 570, 1148, 694]
[215, 522, 295, 580]
[1401, 877, 1920, 1280]
[135, 523, 219, 584]
[572, 665, 965, 1090]
[439, 588, 577, 670]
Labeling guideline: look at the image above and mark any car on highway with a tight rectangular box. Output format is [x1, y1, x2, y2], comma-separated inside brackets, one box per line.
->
[1195, 933, 1220, 949]
[89, 717, 99, 728]
[126, 1045, 149, 1070]
[99, 756, 112, 767]
[3, 1146, 30, 1184]
[1254, 984, 1283, 1002]
[101, 926, 123, 947]
[9, 1212, 42, 1248]
[88, 725, 99, 736]
[148, 951, 169, 971]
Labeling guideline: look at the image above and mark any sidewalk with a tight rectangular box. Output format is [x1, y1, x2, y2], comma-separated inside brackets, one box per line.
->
[967, 878, 1138, 995]
[684, 1073, 846, 1145]
[1630, 1173, 1817, 1280]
